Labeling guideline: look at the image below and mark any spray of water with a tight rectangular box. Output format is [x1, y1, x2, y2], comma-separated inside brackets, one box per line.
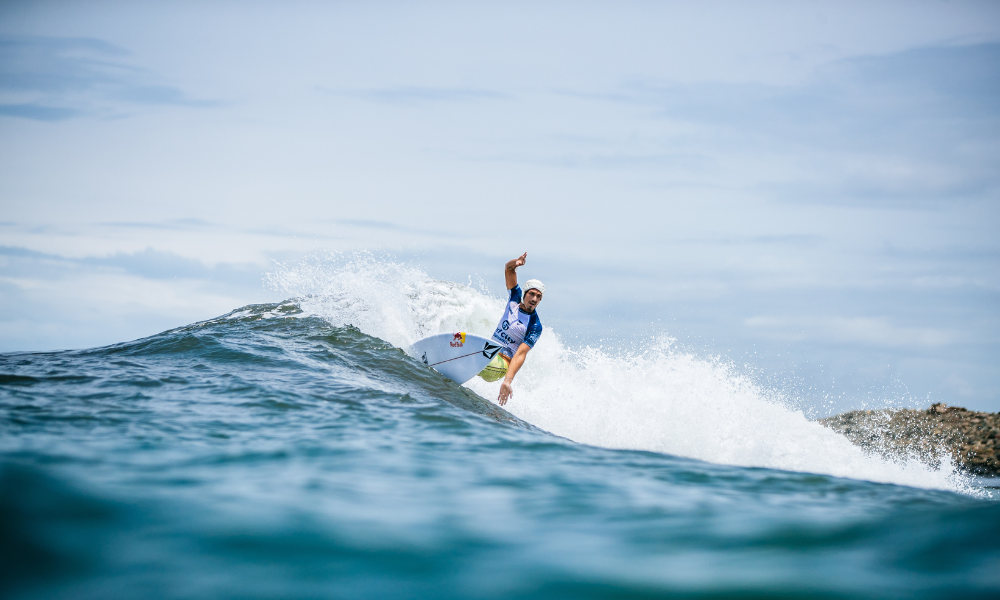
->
[267, 253, 972, 494]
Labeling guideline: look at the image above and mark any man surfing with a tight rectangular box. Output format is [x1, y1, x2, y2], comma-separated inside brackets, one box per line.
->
[478, 252, 544, 406]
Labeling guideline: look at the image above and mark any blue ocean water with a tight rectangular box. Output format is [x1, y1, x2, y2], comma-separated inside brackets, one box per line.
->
[2, 259, 998, 599]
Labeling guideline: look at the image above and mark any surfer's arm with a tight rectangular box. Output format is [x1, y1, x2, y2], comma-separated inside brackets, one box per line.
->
[498, 343, 530, 406]
[505, 253, 527, 290]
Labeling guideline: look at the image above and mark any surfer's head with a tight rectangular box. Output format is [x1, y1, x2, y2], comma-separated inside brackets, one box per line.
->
[521, 279, 544, 312]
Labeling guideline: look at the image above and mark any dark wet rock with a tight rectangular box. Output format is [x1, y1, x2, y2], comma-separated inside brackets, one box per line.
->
[819, 403, 1000, 476]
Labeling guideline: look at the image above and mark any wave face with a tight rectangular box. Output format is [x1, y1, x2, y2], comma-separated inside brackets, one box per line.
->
[2, 255, 998, 599]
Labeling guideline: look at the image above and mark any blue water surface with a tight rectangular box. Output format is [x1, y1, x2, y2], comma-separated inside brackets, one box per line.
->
[1, 302, 998, 599]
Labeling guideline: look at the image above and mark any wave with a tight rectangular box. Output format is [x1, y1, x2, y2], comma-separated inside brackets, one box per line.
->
[266, 253, 971, 493]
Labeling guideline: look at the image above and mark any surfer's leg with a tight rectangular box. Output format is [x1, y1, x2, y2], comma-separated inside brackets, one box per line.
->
[477, 354, 509, 382]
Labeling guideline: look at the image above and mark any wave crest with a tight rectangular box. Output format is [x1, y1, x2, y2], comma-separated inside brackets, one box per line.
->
[267, 254, 973, 494]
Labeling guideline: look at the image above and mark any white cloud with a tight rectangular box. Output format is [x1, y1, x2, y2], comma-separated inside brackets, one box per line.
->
[744, 316, 965, 348]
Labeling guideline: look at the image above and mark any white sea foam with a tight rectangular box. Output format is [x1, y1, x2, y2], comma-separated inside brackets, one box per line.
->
[266, 252, 501, 348]
[267, 254, 973, 494]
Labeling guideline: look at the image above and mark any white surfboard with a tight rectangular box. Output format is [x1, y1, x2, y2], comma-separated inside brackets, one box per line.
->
[411, 332, 503, 385]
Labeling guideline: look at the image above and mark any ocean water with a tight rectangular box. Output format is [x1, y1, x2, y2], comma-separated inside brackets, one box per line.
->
[2, 257, 998, 599]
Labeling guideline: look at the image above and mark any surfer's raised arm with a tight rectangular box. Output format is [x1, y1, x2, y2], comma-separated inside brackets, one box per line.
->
[505, 252, 527, 290]
[479, 252, 544, 406]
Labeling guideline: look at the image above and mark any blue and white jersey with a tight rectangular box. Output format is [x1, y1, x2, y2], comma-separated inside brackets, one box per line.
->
[491, 285, 543, 359]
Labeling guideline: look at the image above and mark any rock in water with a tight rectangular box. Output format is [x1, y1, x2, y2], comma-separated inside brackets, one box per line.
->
[819, 403, 1000, 476]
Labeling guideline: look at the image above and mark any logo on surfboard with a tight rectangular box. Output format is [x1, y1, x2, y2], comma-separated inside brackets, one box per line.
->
[482, 342, 501, 359]
[450, 332, 466, 347]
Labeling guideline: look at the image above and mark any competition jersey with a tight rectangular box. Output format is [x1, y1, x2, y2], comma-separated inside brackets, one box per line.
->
[491, 285, 543, 359]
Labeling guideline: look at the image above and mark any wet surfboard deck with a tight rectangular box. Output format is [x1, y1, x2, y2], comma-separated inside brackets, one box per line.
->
[410, 332, 503, 385]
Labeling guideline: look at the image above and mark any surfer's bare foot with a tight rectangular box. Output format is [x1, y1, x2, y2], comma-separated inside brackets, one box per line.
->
[498, 381, 513, 406]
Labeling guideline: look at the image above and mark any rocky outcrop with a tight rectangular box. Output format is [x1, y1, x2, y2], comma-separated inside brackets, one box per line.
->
[819, 403, 1000, 476]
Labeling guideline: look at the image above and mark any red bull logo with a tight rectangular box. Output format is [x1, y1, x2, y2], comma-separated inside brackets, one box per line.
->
[449, 332, 466, 347]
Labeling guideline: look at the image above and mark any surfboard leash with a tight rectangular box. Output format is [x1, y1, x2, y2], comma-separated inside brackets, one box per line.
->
[428, 350, 488, 367]
[428, 342, 502, 367]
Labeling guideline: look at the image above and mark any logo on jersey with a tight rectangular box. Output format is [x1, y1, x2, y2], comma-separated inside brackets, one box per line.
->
[449, 332, 466, 347]
[501, 320, 509, 331]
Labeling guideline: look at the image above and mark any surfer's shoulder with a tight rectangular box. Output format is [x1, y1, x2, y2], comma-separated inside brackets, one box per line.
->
[524, 311, 542, 346]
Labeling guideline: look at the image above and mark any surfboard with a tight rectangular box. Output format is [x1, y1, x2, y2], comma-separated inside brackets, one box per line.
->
[410, 332, 503, 385]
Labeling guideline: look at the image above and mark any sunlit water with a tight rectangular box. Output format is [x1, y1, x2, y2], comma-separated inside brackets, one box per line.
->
[2, 257, 998, 599]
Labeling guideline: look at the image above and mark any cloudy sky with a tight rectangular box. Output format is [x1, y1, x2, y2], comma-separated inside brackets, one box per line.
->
[1, 0, 998, 413]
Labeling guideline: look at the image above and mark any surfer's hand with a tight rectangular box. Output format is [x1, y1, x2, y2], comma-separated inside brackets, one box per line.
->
[507, 253, 527, 271]
[498, 381, 513, 406]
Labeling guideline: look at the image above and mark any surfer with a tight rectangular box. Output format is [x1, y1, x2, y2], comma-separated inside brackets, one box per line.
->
[479, 252, 544, 406]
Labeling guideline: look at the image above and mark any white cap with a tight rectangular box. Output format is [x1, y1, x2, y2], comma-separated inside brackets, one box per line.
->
[524, 279, 545, 295]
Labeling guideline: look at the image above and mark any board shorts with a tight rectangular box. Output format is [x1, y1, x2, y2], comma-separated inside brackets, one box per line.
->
[477, 352, 509, 382]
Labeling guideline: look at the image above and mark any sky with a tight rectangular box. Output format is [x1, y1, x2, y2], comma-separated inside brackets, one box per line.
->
[1, 0, 998, 413]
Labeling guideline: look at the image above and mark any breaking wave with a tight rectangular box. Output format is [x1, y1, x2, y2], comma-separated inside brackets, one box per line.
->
[266, 253, 970, 493]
